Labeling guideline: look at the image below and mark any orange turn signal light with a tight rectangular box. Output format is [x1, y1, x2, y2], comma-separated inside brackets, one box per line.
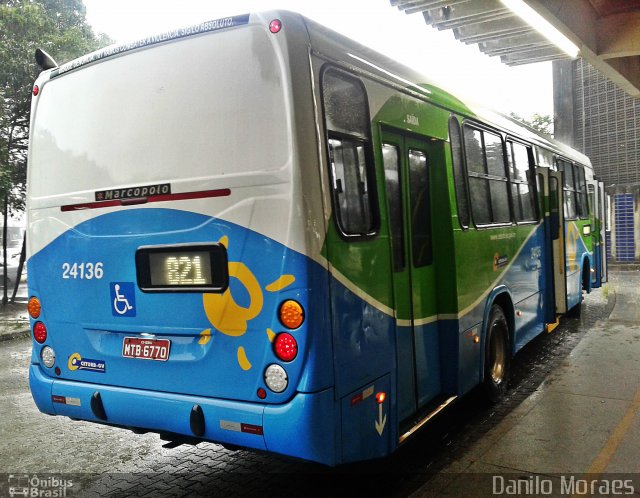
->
[279, 300, 304, 329]
[28, 297, 41, 319]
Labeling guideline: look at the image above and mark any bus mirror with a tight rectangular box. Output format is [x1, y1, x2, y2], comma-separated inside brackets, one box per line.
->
[35, 48, 58, 71]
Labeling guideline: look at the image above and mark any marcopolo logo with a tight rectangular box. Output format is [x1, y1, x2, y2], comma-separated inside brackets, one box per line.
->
[95, 183, 171, 202]
[7, 474, 73, 497]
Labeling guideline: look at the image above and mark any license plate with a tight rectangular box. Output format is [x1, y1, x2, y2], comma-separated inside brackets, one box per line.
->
[122, 337, 171, 361]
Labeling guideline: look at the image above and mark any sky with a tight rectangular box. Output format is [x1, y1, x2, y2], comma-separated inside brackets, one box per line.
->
[82, 0, 553, 119]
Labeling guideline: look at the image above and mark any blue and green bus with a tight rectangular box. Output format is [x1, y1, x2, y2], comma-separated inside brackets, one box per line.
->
[27, 11, 607, 466]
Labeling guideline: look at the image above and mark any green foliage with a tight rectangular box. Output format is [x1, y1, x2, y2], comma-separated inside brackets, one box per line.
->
[0, 0, 111, 212]
[509, 112, 554, 137]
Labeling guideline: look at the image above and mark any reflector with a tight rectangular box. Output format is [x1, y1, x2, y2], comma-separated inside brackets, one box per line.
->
[269, 19, 282, 34]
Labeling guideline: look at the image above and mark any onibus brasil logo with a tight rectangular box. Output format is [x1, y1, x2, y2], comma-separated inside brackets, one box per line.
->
[8, 474, 73, 497]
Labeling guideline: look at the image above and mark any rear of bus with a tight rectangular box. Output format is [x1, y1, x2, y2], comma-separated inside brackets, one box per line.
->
[27, 12, 337, 465]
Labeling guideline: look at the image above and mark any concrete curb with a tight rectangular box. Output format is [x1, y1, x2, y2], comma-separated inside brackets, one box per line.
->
[604, 285, 617, 318]
[608, 263, 640, 271]
[0, 327, 30, 343]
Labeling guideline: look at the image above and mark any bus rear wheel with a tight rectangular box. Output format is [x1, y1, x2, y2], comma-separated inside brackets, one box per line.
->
[483, 305, 510, 403]
[568, 264, 588, 318]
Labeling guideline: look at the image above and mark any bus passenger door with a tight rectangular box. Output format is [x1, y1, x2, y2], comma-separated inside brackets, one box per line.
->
[381, 129, 440, 422]
[589, 179, 608, 286]
[537, 167, 567, 317]
[588, 182, 599, 287]
[598, 181, 608, 283]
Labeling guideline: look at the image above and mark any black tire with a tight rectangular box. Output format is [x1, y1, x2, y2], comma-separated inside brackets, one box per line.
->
[567, 299, 582, 318]
[567, 267, 586, 318]
[483, 305, 510, 403]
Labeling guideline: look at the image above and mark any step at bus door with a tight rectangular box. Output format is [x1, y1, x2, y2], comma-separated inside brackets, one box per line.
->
[381, 129, 440, 423]
[537, 167, 567, 316]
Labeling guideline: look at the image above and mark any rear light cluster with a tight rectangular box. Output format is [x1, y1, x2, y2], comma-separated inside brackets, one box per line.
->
[29, 297, 56, 369]
[28, 296, 41, 319]
[264, 364, 288, 393]
[279, 300, 304, 329]
[33, 322, 47, 343]
[262, 299, 304, 395]
[274, 332, 297, 362]
[41, 346, 56, 368]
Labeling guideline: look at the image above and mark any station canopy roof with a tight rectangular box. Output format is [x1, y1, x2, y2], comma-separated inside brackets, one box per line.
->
[391, 0, 640, 97]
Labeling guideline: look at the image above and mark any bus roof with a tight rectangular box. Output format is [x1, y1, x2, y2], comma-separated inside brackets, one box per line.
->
[301, 15, 591, 168]
[40, 9, 590, 168]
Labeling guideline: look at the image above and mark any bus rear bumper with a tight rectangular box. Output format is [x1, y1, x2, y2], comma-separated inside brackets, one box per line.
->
[29, 364, 337, 465]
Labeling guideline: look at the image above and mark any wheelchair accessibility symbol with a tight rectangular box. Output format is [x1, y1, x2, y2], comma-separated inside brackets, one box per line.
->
[110, 282, 136, 317]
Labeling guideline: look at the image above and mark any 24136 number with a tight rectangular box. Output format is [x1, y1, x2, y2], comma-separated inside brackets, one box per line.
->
[62, 262, 104, 280]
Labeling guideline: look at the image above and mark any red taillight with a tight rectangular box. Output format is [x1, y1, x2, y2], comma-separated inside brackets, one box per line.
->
[376, 392, 386, 404]
[257, 388, 267, 399]
[33, 85, 39, 96]
[28, 297, 41, 319]
[274, 332, 297, 362]
[33, 321, 47, 343]
[269, 19, 282, 33]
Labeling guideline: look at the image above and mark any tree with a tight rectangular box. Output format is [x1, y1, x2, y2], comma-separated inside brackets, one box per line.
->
[509, 112, 554, 137]
[0, 0, 111, 212]
[0, 0, 111, 302]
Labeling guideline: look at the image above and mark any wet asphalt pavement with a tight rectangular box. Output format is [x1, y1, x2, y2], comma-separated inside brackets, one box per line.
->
[0, 278, 614, 497]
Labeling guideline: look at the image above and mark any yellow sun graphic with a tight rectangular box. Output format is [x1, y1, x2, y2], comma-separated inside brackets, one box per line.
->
[202, 236, 295, 370]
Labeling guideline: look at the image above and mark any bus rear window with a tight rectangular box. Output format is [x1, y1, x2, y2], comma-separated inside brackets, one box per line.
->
[29, 25, 289, 200]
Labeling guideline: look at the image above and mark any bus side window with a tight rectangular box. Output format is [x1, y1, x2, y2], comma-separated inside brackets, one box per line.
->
[408, 149, 432, 267]
[322, 68, 377, 237]
[576, 165, 589, 218]
[588, 184, 596, 218]
[449, 116, 470, 228]
[557, 159, 577, 219]
[463, 125, 510, 226]
[382, 143, 405, 271]
[506, 140, 537, 222]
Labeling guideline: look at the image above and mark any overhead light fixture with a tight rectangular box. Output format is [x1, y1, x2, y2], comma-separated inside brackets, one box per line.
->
[500, 0, 580, 58]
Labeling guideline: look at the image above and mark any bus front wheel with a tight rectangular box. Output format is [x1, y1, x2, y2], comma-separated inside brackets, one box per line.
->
[483, 305, 510, 403]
